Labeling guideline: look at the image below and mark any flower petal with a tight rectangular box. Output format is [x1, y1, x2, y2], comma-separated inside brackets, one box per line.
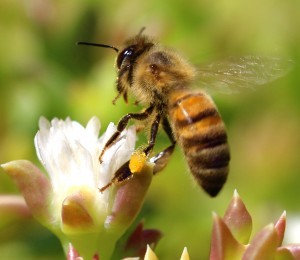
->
[34, 117, 100, 190]
[1, 160, 52, 225]
[242, 224, 278, 260]
[99, 124, 136, 187]
[223, 190, 252, 244]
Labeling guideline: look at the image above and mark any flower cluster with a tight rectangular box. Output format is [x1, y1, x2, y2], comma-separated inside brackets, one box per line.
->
[210, 190, 300, 259]
[140, 191, 300, 259]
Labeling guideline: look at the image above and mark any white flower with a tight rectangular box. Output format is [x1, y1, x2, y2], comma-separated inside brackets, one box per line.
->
[1, 116, 153, 259]
[34, 117, 135, 228]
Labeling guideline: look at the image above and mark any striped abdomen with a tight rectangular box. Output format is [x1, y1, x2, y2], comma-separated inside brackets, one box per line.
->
[168, 90, 230, 197]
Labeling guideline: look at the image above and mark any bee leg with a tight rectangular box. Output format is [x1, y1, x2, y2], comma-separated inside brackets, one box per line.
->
[162, 117, 176, 145]
[150, 118, 176, 174]
[122, 90, 128, 104]
[150, 144, 175, 174]
[99, 104, 155, 163]
[99, 160, 132, 192]
[143, 113, 161, 156]
[113, 81, 129, 105]
[112, 81, 123, 105]
[112, 92, 122, 105]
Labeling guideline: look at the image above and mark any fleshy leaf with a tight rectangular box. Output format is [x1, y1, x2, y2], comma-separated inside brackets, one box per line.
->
[118, 221, 162, 258]
[144, 245, 158, 260]
[223, 190, 252, 244]
[67, 243, 81, 260]
[105, 162, 153, 233]
[275, 211, 286, 246]
[210, 212, 245, 260]
[180, 247, 190, 260]
[1, 160, 52, 225]
[242, 224, 278, 260]
[0, 195, 31, 228]
[284, 244, 300, 259]
[275, 247, 294, 260]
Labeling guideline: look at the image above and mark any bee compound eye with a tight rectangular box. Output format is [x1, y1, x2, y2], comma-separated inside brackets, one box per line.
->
[117, 46, 134, 69]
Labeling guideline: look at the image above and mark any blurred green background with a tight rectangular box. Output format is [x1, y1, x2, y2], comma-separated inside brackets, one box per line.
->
[0, 0, 300, 259]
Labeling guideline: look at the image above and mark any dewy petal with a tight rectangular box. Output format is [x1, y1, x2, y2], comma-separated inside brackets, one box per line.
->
[0, 195, 31, 228]
[242, 224, 278, 260]
[1, 160, 52, 225]
[210, 212, 245, 260]
[223, 190, 252, 244]
[275, 211, 287, 246]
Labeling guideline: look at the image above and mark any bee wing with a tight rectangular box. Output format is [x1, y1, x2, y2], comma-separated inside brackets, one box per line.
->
[197, 55, 293, 94]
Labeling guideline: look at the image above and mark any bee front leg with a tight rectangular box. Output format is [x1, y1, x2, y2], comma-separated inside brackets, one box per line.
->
[99, 104, 155, 163]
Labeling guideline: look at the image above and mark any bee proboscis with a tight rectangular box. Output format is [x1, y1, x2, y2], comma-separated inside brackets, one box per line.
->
[78, 28, 291, 197]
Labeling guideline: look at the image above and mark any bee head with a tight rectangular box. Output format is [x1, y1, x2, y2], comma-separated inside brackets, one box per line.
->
[116, 29, 154, 71]
[77, 28, 156, 103]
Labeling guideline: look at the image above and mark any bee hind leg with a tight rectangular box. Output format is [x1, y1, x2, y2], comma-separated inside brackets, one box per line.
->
[150, 143, 175, 174]
[144, 117, 176, 174]
[150, 117, 176, 174]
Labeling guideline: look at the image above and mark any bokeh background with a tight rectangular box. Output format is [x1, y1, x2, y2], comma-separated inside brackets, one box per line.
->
[1, 0, 300, 259]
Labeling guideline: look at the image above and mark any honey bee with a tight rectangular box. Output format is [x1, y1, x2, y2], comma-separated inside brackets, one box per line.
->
[78, 28, 291, 196]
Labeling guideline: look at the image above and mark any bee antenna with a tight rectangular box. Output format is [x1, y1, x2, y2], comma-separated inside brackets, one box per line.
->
[137, 27, 146, 36]
[77, 42, 119, 53]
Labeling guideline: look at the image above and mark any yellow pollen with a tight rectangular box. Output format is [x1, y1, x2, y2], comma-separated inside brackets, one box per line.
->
[129, 150, 147, 174]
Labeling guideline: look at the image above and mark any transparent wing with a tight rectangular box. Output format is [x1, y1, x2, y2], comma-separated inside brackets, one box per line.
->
[197, 55, 293, 94]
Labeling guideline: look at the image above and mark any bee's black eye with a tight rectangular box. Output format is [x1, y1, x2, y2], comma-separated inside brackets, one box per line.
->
[116, 46, 135, 69]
